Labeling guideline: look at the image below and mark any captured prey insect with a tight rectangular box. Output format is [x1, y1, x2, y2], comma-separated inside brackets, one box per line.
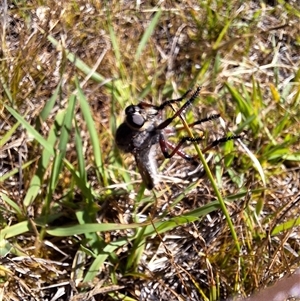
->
[115, 87, 240, 190]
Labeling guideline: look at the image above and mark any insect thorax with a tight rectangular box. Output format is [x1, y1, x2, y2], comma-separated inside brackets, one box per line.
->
[115, 119, 160, 154]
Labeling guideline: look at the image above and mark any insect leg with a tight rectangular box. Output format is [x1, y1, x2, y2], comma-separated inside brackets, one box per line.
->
[157, 88, 192, 110]
[159, 133, 240, 161]
[175, 113, 221, 131]
[201, 135, 241, 154]
[157, 87, 202, 130]
[159, 133, 204, 163]
[165, 140, 200, 165]
[188, 114, 221, 127]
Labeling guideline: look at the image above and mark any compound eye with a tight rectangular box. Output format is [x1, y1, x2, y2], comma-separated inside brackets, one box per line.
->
[125, 105, 135, 115]
[127, 113, 145, 128]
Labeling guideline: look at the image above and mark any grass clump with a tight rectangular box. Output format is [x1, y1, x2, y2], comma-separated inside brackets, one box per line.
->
[0, 0, 299, 300]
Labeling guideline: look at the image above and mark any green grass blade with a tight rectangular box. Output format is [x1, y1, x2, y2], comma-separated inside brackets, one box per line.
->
[3, 104, 54, 156]
[0, 213, 62, 239]
[271, 216, 300, 236]
[74, 119, 87, 181]
[46, 34, 112, 88]
[239, 139, 266, 186]
[46, 222, 144, 236]
[0, 193, 23, 216]
[43, 94, 76, 215]
[38, 79, 62, 123]
[0, 221, 31, 240]
[64, 159, 93, 199]
[0, 159, 36, 183]
[125, 227, 146, 271]
[0, 120, 20, 146]
[83, 237, 130, 282]
[175, 96, 241, 253]
[108, 24, 121, 67]
[134, 9, 162, 61]
[23, 110, 65, 207]
[76, 79, 108, 187]
[213, 18, 232, 50]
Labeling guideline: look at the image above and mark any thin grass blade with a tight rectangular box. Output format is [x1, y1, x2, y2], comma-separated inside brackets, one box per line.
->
[76, 79, 108, 187]
[134, 9, 162, 61]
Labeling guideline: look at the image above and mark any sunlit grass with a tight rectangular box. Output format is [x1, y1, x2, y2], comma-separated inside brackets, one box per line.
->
[0, 1, 299, 300]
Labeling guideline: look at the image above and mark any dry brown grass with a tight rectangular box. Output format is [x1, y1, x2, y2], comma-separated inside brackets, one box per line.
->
[0, 0, 300, 300]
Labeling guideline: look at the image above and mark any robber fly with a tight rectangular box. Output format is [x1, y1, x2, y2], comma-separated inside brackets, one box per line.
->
[115, 87, 240, 190]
